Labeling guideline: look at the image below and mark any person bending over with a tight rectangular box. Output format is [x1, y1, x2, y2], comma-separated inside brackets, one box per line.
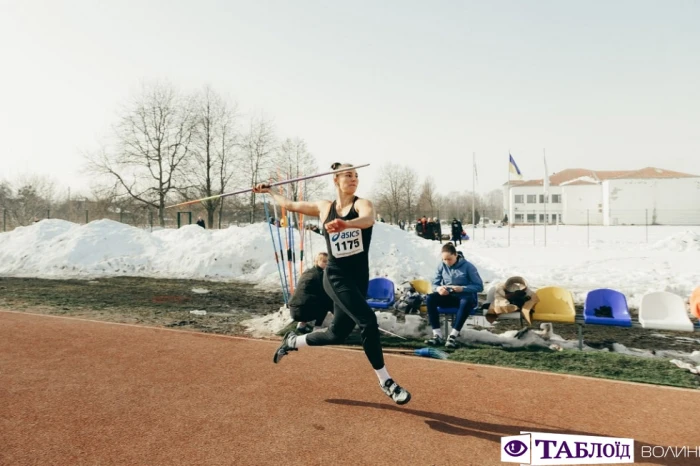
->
[290, 252, 334, 334]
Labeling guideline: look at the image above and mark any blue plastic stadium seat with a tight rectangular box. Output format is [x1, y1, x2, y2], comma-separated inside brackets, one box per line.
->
[583, 288, 632, 327]
[366, 277, 396, 309]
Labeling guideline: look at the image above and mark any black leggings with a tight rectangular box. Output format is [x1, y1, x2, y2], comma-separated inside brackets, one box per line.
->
[305, 272, 384, 370]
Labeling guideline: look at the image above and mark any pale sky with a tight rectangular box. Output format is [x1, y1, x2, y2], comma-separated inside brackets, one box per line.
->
[1, 0, 698, 198]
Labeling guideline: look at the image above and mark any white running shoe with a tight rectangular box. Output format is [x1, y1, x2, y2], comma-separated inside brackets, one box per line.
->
[380, 378, 411, 405]
[273, 331, 298, 364]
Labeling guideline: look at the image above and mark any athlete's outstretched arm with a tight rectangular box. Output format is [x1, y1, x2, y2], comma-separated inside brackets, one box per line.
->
[252, 183, 327, 217]
[343, 198, 376, 230]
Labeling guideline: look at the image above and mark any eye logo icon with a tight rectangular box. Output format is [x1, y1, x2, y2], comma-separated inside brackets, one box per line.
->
[504, 440, 528, 457]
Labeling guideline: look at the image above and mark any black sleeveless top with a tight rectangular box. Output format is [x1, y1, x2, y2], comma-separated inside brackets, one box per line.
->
[323, 197, 372, 285]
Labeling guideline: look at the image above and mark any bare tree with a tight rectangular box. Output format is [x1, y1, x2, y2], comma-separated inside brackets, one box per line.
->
[6, 174, 56, 225]
[482, 188, 504, 221]
[0, 180, 11, 209]
[433, 193, 447, 221]
[184, 86, 239, 228]
[273, 138, 323, 200]
[417, 177, 438, 217]
[85, 81, 197, 227]
[372, 163, 404, 223]
[271, 138, 327, 225]
[240, 115, 276, 223]
[399, 166, 420, 224]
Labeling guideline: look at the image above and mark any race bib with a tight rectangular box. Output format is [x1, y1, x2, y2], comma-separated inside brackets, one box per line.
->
[329, 228, 364, 258]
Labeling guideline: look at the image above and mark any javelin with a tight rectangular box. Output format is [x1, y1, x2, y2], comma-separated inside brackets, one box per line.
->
[165, 163, 370, 209]
[378, 327, 407, 340]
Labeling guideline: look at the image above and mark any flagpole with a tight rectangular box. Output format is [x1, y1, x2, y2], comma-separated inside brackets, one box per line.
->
[543, 148, 547, 247]
[508, 151, 511, 247]
[472, 152, 476, 241]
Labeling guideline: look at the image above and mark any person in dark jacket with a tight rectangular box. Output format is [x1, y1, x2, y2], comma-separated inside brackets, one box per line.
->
[424, 243, 483, 348]
[415, 218, 423, 238]
[196, 216, 206, 229]
[425, 216, 435, 241]
[450, 218, 463, 244]
[433, 217, 442, 243]
[290, 252, 334, 334]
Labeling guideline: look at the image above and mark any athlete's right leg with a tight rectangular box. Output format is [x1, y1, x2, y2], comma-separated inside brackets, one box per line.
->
[305, 304, 356, 346]
[273, 305, 355, 363]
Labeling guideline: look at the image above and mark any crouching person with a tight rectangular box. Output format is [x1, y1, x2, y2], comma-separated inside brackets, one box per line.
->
[425, 243, 483, 348]
[484, 276, 539, 327]
[290, 252, 334, 334]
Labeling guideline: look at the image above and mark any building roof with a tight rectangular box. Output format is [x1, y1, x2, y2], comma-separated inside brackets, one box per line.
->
[503, 167, 698, 187]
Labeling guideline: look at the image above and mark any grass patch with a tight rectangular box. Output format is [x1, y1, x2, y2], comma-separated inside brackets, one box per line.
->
[449, 345, 700, 389]
[335, 333, 700, 389]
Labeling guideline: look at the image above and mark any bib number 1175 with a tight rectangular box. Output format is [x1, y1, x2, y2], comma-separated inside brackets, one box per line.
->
[330, 228, 364, 258]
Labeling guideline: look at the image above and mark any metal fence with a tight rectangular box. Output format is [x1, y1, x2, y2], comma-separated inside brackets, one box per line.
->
[1, 204, 274, 232]
[474, 208, 700, 247]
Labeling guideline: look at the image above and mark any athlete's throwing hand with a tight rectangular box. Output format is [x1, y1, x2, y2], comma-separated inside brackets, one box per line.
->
[252, 183, 271, 194]
[325, 218, 348, 233]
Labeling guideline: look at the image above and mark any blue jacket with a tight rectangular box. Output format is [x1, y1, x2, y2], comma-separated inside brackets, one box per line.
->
[432, 256, 483, 297]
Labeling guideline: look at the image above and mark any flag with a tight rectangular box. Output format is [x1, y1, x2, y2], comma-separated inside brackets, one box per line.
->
[509, 154, 523, 179]
[543, 154, 550, 194]
[473, 157, 478, 183]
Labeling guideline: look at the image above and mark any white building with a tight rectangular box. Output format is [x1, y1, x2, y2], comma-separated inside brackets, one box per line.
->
[503, 167, 700, 225]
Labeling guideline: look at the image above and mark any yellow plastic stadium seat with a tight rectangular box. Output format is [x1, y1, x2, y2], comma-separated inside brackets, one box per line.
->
[410, 279, 432, 313]
[410, 279, 432, 294]
[532, 286, 576, 323]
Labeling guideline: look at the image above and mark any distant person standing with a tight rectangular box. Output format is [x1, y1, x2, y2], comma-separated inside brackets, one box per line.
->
[196, 216, 206, 229]
[433, 218, 442, 243]
[415, 218, 424, 238]
[426, 217, 436, 241]
[450, 218, 463, 244]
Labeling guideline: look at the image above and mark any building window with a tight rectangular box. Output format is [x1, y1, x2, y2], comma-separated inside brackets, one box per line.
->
[552, 194, 561, 203]
[526, 195, 536, 204]
[539, 194, 548, 203]
[527, 214, 536, 223]
[514, 214, 524, 223]
[514, 195, 524, 204]
[539, 214, 545, 223]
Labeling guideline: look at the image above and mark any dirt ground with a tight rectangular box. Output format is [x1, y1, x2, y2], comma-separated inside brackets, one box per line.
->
[0, 276, 284, 336]
[4, 311, 697, 466]
[1, 276, 698, 353]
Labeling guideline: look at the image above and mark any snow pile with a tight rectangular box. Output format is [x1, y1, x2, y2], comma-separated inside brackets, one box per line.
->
[1, 220, 699, 312]
[241, 306, 296, 338]
[651, 230, 700, 252]
[0, 220, 442, 286]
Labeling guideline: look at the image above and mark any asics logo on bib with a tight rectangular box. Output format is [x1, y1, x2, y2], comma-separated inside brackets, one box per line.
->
[331, 230, 360, 242]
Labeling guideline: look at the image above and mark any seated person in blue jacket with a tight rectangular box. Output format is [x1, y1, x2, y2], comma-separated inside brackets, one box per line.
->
[425, 243, 484, 348]
[290, 252, 334, 334]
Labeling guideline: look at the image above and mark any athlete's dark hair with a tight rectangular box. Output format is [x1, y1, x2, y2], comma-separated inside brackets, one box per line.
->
[441, 243, 457, 255]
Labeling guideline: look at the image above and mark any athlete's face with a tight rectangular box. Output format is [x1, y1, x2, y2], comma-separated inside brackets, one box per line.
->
[335, 170, 358, 193]
[441, 252, 458, 267]
[316, 255, 328, 269]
